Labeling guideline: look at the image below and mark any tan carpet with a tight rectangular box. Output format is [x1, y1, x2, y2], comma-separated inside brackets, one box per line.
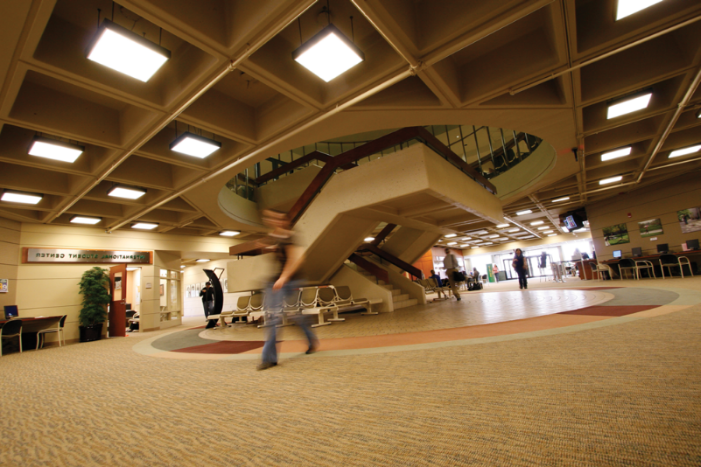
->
[1, 304, 701, 466]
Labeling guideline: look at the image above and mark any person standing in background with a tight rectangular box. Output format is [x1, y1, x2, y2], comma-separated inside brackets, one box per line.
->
[492, 264, 499, 283]
[513, 249, 528, 290]
[200, 281, 214, 320]
[443, 248, 461, 301]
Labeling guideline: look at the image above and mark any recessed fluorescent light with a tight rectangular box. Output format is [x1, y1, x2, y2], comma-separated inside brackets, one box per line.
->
[180, 265, 186, 268]
[196, 259, 210, 263]
[292, 24, 364, 82]
[530, 221, 544, 226]
[562, 227, 570, 233]
[132, 222, 158, 230]
[601, 147, 632, 162]
[537, 226, 549, 231]
[521, 235, 535, 239]
[697, 110, 701, 119]
[87, 19, 170, 82]
[669, 145, 701, 158]
[1, 190, 43, 204]
[108, 185, 147, 200]
[447, 242, 457, 246]
[599, 176, 623, 185]
[548, 234, 557, 237]
[219, 231, 240, 237]
[473, 230, 489, 235]
[508, 228, 520, 233]
[543, 230, 554, 234]
[28, 137, 84, 163]
[496, 224, 510, 228]
[444, 234, 457, 238]
[482, 242, 493, 245]
[516, 210, 532, 216]
[607, 92, 652, 119]
[552, 196, 571, 203]
[487, 235, 499, 238]
[364, 237, 375, 242]
[459, 244, 470, 248]
[616, 0, 664, 21]
[70, 216, 101, 225]
[462, 237, 472, 241]
[169, 132, 221, 158]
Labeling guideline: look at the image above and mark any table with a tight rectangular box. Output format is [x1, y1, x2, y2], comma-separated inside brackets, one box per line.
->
[602, 250, 701, 278]
[0, 316, 62, 351]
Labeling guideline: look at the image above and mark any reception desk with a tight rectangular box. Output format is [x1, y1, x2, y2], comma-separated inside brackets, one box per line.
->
[573, 259, 597, 280]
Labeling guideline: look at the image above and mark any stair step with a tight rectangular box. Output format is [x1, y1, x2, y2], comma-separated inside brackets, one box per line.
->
[390, 288, 401, 296]
[392, 293, 409, 302]
[394, 298, 418, 309]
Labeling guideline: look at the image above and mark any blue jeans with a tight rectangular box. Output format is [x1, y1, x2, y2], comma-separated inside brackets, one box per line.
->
[261, 280, 316, 364]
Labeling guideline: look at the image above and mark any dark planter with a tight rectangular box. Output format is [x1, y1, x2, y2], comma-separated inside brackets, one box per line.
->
[79, 324, 103, 342]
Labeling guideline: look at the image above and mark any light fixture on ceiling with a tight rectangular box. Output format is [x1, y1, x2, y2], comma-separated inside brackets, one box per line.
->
[601, 147, 632, 161]
[562, 226, 570, 233]
[530, 221, 544, 226]
[196, 259, 210, 263]
[496, 223, 510, 228]
[132, 222, 158, 230]
[70, 216, 102, 225]
[364, 237, 375, 242]
[473, 230, 489, 235]
[28, 136, 84, 163]
[508, 228, 520, 233]
[537, 226, 550, 231]
[552, 197, 571, 203]
[482, 242, 493, 245]
[219, 231, 241, 237]
[1, 190, 43, 205]
[108, 185, 147, 200]
[669, 145, 701, 158]
[170, 132, 221, 158]
[486, 235, 499, 238]
[516, 210, 532, 216]
[599, 175, 623, 185]
[697, 110, 701, 119]
[462, 237, 472, 241]
[293, 24, 364, 82]
[459, 244, 470, 248]
[521, 235, 535, 239]
[444, 233, 457, 238]
[180, 265, 186, 268]
[607, 92, 652, 119]
[447, 242, 457, 246]
[87, 19, 170, 82]
[616, 0, 664, 21]
[543, 230, 554, 234]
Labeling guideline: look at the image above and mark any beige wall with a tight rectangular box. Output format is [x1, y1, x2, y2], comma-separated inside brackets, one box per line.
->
[587, 172, 701, 261]
[183, 258, 249, 318]
[0, 218, 20, 310]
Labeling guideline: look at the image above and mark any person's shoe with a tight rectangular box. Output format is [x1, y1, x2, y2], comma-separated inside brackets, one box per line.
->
[256, 362, 277, 371]
[306, 339, 319, 354]
[456, 297, 461, 301]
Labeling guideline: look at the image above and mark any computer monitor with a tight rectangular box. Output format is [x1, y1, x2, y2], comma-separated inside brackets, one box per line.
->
[687, 239, 700, 250]
[632, 247, 643, 257]
[4, 305, 18, 320]
[613, 250, 622, 258]
[656, 243, 669, 254]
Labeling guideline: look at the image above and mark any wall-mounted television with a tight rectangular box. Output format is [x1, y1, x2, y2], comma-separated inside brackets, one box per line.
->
[563, 212, 584, 230]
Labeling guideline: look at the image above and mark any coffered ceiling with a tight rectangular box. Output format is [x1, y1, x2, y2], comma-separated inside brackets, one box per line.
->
[0, 0, 700, 243]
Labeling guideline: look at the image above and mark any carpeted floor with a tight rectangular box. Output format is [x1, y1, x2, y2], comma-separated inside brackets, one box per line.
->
[2, 281, 701, 466]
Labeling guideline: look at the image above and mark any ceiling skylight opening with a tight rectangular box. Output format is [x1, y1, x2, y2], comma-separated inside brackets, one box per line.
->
[170, 132, 221, 158]
[220, 231, 240, 237]
[616, 0, 664, 21]
[516, 210, 532, 216]
[601, 147, 632, 162]
[530, 221, 544, 226]
[108, 185, 147, 200]
[132, 223, 158, 230]
[87, 19, 170, 82]
[444, 234, 457, 238]
[28, 137, 84, 163]
[1, 190, 43, 205]
[552, 197, 571, 203]
[607, 92, 652, 119]
[70, 216, 102, 225]
[496, 224, 510, 228]
[599, 176, 623, 185]
[669, 145, 701, 158]
[293, 24, 364, 82]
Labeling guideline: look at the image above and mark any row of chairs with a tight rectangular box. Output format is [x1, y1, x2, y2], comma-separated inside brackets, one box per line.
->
[1, 316, 66, 356]
[594, 255, 693, 280]
[208, 285, 377, 329]
[417, 278, 451, 300]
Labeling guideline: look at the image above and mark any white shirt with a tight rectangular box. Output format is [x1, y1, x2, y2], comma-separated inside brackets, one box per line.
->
[443, 253, 458, 269]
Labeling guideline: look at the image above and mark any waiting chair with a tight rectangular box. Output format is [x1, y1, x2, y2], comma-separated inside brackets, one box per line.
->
[299, 287, 337, 328]
[617, 259, 637, 280]
[1, 319, 22, 356]
[334, 286, 376, 315]
[591, 263, 611, 281]
[36, 315, 67, 349]
[659, 254, 694, 279]
[635, 260, 656, 279]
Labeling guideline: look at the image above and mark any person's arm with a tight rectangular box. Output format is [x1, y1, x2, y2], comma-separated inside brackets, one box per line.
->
[273, 243, 304, 290]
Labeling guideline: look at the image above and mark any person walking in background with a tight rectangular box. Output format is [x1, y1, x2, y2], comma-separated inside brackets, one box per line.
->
[492, 264, 499, 283]
[513, 249, 528, 290]
[200, 282, 214, 320]
[255, 209, 317, 371]
[443, 248, 461, 301]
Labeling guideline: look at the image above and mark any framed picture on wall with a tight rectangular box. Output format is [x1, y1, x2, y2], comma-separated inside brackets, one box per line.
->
[603, 223, 630, 246]
[186, 285, 191, 297]
[638, 218, 663, 238]
[678, 207, 701, 234]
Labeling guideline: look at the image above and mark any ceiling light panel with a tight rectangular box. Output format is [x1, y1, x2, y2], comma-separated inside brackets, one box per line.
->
[293, 25, 364, 82]
[599, 176, 623, 185]
[607, 92, 652, 119]
[508, 229, 520, 233]
[537, 226, 550, 230]
[530, 221, 544, 226]
[496, 224, 510, 228]
[601, 147, 632, 162]
[1, 190, 43, 204]
[669, 145, 701, 158]
[28, 137, 84, 163]
[170, 132, 221, 158]
[444, 234, 457, 238]
[108, 186, 147, 200]
[87, 20, 170, 82]
[516, 210, 532, 216]
[364, 237, 375, 242]
[132, 223, 158, 230]
[616, 0, 664, 21]
[220, 231, 240, 237]
[70, 216, 101, 225]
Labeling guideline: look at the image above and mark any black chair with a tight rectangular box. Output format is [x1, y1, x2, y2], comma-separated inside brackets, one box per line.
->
[618, 259, 637, 280]
[1, 319, 23, 356]
[659, 254, 693, 279]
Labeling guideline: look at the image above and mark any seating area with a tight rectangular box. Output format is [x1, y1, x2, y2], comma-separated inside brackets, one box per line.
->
[205, 285, 381, 330]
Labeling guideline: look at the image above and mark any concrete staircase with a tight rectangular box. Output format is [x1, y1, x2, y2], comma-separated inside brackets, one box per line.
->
[359, 272, 418, 310]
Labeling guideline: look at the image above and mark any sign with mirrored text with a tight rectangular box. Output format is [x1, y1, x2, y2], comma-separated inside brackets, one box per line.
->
[24, 248, 152, 264]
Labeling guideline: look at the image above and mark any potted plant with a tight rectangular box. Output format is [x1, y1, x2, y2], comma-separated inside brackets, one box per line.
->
[78, 267, 111, 342]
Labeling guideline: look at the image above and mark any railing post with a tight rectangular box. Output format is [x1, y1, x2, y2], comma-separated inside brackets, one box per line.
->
[486, 127, 498, 170]
[458, 125, 467, 162]
[473, 125, 483, 173]
[499, 129, 511, 166]
[513, 130, 522, 161]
